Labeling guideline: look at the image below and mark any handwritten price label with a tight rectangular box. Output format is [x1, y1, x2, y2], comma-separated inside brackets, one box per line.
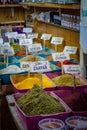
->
[51, 37, 63, 45]
[1, 46, 14, 55]
[63, 46, 77, 54]
[20, 62, 30, 71]
[41, 34, 52, 40]
[52, 52, 70, 62]
[0, 38, 3, 45]
[19, 38, 33, 46]
[23, 28, 32, 33]
[16, 34, 26, 39]
[27, 33, 38, 39]
[30, 61, 50, 73]
[63, 65, 81, 74]
[28, 44, 42, 52]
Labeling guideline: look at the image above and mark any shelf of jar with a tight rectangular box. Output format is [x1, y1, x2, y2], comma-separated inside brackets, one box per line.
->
[20, 2, 80, 9]
[37, 20, 80, 32]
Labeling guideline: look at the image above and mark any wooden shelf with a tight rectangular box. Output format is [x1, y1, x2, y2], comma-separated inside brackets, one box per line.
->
[20, 2, 80, 9]
[0, 4, 23, 7]
[37, 20, 80, 32]
[0, 20, 25, 24]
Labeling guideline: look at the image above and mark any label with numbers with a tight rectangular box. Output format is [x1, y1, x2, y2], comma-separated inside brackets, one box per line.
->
[20, 62, 30, 71]
[52, 52, 70, 61]
[63, 65, 81, 74]
[41, 34, 52, 40]
[23, 28, 32, 33]
[19, 39, 33, 46]
[30, 61, 50, 73]
[63, 46, 77, 54]
[5, 32, 18, 39]
[51, 37, 63, 45]
[28, 44, 42, 52]
[27, 33, 38, 39]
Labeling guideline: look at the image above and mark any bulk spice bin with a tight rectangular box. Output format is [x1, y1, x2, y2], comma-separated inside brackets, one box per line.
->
[51, 88, 87, 117]
[13, 86, 72, 130]
[46, 73, 87, 91]
[10, 73, 56, 93]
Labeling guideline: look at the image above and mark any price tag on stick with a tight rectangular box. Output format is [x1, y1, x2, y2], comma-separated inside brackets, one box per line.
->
[51, 37, 64, 52]
[63, 64, 81, 90]
[63, 46, 77, 54]
[30, 61, 50, 88]
[52, 52, 70, 74]
[41, 33, 52, 50]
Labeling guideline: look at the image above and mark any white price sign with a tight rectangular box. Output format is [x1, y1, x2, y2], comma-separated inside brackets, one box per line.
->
[63, 46, 77, 54]
[1, 46, 14, 55]
[0, 38, 3, 45]
[41, 34, 52, 40]
[19, 39, 33, 46]
[27, 33, 38, 39]
[28, 44, 42, 52]
[51, 37, 63, 45]
[52, 52, 70, 62]
[20, 62, 30, 71]
[5, 32, 18, 39]
[30, 61, 50, 73]
[23, 28, 32, 33]
[16, 34, 26, 39]
[63, 65, 81, 74]
[4, 42, 10, 47]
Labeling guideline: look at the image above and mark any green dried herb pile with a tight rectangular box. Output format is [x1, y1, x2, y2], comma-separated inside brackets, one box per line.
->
[16, 84, 65, 116]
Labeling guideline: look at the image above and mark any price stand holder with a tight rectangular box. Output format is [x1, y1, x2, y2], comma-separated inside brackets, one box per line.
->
[23, 28, 33, 38]
[63, 64, 81, 90]
[41, 33, 52, 50]
[28, 43, 42, 59]
[52, 52, 70, 74]
[51, 37, 64, 52]
[5, 32, 18, 43]
[1, 45, 14, 67]
[30, 61, 50, 89]
[19, 38, 33, 55]
[27, 33, 38, 39]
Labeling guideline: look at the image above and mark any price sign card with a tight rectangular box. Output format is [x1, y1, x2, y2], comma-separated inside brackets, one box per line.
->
[63, 65, 81, 74]
[27, 33, 38, 39]
[51, 37, 63, 45]
[0, 38, 3, 45]
[41, 34, 52, 40]
[63, 46, 77, 54]
[3, 42, 10, 47]
[23, 28, 32, 33]
[19, 38, 33, 46]
[1, 46, 14, 56]
[52, 52, 70, 62]
[28, 43, 42, 52]
[16, 34, 26, 39]
[30, 61, 50, 73]
[5, 32, 18, 39]
[20, 62, 30, 71]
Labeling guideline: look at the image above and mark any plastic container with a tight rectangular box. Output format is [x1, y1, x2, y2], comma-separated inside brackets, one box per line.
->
[65, 116, 87, 130]
[51, 88, 87, 116]
[74, 126, 87, 130]
[38, 118, 65, 130]
[10, 73, 56, 93]
[14, 92, 72, 130]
